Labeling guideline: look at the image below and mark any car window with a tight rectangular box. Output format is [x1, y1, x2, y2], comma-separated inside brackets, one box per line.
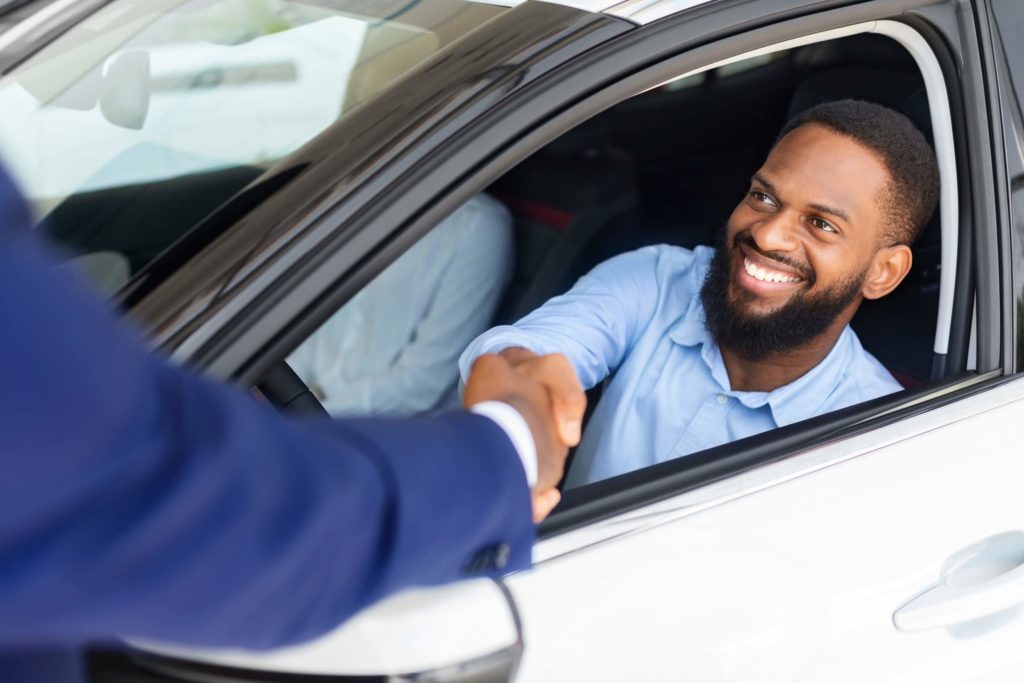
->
[0, 0, 504, 290]
[523, 37, 943, 489]
[286, 192, 514, 417]
[277, 34, 949, 493]
[659, 50, 789, 92]
[250, 21, 961, 513]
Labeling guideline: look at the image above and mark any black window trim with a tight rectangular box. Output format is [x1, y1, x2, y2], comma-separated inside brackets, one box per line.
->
[979, 0, 1023, 372]
[208, 0, 998, 534]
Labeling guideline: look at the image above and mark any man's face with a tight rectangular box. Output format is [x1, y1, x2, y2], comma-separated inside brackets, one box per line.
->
[701, 123, 892, 359]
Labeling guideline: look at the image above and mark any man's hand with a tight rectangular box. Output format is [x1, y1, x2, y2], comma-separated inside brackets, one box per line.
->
[464, 352, 585, 524]
[463, 350, 586, 523]
[498, 348, 586, 448]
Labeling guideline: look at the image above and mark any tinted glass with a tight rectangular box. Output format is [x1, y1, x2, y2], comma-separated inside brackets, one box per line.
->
[0, 0, 503, 293]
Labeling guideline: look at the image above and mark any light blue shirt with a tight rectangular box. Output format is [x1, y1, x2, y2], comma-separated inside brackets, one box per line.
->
[290, 193, 512, 415]
[460, 245, 902, 487]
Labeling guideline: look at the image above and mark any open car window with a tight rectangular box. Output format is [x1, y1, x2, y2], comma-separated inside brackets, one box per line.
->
[266, 27, 960, 511]
[285, 193, 514, 417]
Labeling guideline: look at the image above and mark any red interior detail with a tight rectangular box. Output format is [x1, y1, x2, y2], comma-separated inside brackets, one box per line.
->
[497, 195, 575, 231]
[890, 370, 923, 389]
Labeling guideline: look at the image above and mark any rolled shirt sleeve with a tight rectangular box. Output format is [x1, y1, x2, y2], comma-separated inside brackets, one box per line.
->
[459, 246, 665, 390]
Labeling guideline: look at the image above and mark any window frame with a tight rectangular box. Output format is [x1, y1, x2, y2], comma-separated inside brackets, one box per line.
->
[175, 0, 999, 536]
[530, 17, 978, 536]
[525, 10, 994, 537]
[985, 0, 1024, 372]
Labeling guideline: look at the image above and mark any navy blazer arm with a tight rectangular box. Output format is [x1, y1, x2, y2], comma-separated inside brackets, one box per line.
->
[0, 169, 532, 650]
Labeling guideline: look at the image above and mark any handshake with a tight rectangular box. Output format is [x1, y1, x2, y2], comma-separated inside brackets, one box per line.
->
[463, 348, 586, 524]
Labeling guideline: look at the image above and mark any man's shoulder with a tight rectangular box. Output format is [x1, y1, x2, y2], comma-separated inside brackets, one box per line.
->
[632, 242, 711, 264]
[601, 243, 712, 285]
[834, 329, 904, 403]
[455, 193, 512, 230]
[653, 244, 714, 298]
[583, 244, 712, 315]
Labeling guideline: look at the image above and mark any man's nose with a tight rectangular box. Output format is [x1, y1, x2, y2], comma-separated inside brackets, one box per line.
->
[750, 211, 799, 253]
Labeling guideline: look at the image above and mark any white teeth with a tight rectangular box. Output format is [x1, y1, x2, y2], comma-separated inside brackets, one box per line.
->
[743, 257, 800, 284]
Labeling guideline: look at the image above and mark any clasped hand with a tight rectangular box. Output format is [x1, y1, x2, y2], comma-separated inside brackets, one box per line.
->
[463, 348, 586, 523]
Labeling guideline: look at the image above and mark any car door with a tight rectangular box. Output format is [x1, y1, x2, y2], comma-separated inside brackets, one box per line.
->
[93, 0, 1024, 681]
[502, 2, 1024, 680]
[510, 381, 1024, 681]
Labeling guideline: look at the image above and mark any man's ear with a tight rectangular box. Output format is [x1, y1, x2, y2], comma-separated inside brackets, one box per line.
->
[863, 244, 913, 300]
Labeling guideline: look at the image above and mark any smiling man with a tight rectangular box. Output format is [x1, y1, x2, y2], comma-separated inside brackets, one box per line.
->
[459, 99, 940, 488]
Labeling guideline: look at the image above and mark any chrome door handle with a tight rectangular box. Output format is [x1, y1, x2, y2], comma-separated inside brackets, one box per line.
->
[894, 531, 1024, 632]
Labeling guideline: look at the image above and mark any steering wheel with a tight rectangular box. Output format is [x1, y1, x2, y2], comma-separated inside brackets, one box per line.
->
[255, 361, 329, 417]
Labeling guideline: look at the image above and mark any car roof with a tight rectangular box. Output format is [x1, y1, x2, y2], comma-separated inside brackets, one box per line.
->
[470, 0, 717, 24]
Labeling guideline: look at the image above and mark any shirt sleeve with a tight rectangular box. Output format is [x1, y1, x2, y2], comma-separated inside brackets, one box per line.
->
[0, 170, 533, 650]
[318, 194, 514, 415]
[459, 246, 664, 390]
[470, 400, 537, 486]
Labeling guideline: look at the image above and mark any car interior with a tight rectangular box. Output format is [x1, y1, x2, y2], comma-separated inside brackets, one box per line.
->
[48, 20, 970, 683]
[488, 33, 940, 394]
[253, 33, 949, 454]
[43, 32, 946, 457]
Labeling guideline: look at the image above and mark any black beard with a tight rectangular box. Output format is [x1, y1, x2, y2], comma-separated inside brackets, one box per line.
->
[700, 232, 865, 361]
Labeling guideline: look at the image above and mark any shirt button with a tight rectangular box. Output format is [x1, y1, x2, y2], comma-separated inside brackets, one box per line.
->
[494, 543, 511, 569]
[464, 543, 511, 574]
[717, 394, 728, 404]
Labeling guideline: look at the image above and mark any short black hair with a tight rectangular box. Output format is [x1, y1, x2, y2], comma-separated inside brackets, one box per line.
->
[777, 99, 940, 246]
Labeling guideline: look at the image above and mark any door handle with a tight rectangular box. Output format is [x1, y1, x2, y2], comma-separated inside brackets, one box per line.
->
[894, 531, 1024, 632]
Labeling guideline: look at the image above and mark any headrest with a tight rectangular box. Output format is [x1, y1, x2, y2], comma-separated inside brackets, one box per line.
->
[786, 67, 932, 142]
[786, 67, 939, 251]
[541, 116, 612, 157]
[794, 34, 918, 72]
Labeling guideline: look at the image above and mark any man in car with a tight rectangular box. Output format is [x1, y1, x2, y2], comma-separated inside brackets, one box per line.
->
[460, 99, 940, 487]
[288, 193, 513, 416]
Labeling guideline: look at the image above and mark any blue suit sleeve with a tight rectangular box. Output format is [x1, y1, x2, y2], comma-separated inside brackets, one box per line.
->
[0, 168, 533, 650]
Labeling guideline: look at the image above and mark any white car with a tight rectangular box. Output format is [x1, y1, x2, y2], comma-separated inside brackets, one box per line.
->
[1, 0, 1023, 680]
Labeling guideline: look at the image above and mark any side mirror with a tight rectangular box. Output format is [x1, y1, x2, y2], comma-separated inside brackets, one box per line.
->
[126, 579, 523, 682]
[100, 50, 150, 130]
[16, 49, 151, 131]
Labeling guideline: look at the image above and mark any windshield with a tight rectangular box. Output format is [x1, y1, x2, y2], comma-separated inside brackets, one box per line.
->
[0, 0, 503, 294]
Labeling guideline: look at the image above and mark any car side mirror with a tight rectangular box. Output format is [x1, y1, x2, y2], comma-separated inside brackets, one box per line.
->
[99, 50, 150, 130]
[15, 49, 150, 131]
[126, 579, 523, 682]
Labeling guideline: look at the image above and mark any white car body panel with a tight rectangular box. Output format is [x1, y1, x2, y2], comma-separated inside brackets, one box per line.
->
[134, 379, 1024, 681]
[509, 379, 1024, 682]
[85, 1, 1022, 680]
[131, 578, 518, 676]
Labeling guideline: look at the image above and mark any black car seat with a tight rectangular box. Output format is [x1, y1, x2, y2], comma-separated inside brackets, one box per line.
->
[786, 63, 941, 386]
[488, 116, 637, 322]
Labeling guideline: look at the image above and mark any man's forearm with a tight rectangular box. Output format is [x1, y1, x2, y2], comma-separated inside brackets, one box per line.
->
[0, 172, 533, 649]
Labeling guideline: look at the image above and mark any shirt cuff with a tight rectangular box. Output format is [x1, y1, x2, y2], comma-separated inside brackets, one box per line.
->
[469, 400, 538, 487]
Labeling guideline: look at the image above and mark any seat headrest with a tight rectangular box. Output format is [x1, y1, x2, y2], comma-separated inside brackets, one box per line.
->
[786, 67, 932, 142]
[541, 116, 612, 157]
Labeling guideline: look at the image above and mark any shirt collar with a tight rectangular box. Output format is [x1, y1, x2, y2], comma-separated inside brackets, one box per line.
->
[667, 287, 853, 428]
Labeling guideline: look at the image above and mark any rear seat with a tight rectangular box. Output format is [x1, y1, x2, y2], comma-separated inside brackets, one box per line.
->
[488, 117, 637, 323]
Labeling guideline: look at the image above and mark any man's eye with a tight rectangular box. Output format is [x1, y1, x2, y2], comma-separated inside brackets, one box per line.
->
[750, 190, 776, 207]
[810, 217, 838, 234]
